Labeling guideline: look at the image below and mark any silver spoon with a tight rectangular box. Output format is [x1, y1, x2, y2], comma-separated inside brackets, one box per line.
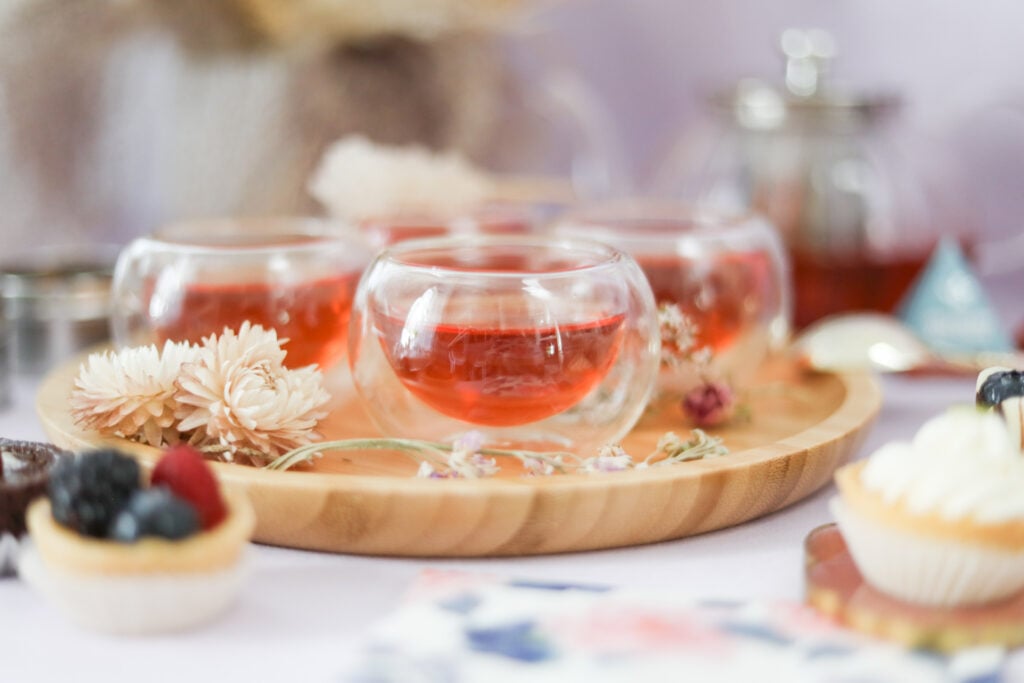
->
[793, 313, 1024, 374]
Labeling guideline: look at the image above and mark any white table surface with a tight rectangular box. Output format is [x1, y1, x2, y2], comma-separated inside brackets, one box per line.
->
[3, 368, 1024, 682]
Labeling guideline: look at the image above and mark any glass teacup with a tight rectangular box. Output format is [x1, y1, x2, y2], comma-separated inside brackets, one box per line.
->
[348, 235, 660, 452]
[111, 217, 373, 371]
[556, 203, 791, 393]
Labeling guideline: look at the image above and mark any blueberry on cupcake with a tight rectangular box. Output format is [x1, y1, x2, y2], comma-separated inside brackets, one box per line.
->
[976, 366, 1024, 451]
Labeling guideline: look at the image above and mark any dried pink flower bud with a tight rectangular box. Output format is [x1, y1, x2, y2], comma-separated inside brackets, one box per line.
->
[681, 381, 737, 427]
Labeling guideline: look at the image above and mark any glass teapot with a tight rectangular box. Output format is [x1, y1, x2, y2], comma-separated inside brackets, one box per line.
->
[654, 29, 971, 329]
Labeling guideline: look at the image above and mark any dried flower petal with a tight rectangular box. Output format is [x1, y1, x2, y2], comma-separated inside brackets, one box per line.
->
[681, 381, 737, 427]
[446, 451, 499, 479]
[579, 444, 634, 473]
[523, 457, 556, 476]
[175, 324, 329, 464]
[417, 461, 443, 478]
[200, 320, 290, 368]
[71, 340, 198, 447]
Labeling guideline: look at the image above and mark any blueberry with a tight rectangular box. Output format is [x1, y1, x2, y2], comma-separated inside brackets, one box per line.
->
[48, 449, 141, 537]
[109, 488, 200, 542]
[977, 370, 1024, 408]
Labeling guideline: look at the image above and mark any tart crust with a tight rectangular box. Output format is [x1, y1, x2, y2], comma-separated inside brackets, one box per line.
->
[27, 489, 255, 575]
[835, 462, 1024, 551]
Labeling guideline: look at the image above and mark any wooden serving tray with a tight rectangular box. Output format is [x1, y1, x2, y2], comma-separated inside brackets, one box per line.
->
[36, 355, 880, 557]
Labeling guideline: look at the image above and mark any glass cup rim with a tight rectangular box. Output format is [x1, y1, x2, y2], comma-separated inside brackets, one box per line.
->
[555, 201, 776, 250]
[138, 216, 365, 255]
[357, 201, 546, 227]
[375, 234, 632, 278]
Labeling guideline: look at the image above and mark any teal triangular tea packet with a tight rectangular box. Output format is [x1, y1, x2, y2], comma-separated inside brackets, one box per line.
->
[898, 238, 1013, 354]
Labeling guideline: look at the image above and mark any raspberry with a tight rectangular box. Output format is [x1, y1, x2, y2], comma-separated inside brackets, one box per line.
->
[48, 449, 141, 537]
[109, 488, 199, 542]
[150, 445, 226, 529]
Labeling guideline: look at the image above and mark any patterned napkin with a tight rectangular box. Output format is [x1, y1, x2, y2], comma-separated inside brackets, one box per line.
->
[340, 570, 1004, 683]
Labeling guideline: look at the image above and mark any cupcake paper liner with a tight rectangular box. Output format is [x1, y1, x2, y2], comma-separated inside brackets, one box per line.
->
[831, 497, 1024, 607]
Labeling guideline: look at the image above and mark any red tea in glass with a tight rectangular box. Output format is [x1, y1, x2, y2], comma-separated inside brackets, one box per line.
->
[790, 248, 928, 330]
[153, 271, 362, 369]
[349, 236, 661, 452]
[638, 250, 779, 354]
[374, 311, 627, 426]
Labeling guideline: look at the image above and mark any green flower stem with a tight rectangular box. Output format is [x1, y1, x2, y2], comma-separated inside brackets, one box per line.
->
[265, 438, 578, 473]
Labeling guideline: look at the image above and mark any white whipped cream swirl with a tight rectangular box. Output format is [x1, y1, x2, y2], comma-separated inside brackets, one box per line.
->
[861, 408, 1024, 523]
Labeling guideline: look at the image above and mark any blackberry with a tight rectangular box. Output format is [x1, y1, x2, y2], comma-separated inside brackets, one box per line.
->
[976, 370, 1024, 408]
[109, 488, 199, 542]
[48, 449, 141, 537]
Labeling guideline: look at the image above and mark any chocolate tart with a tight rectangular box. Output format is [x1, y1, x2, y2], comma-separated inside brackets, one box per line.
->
[0, 439, 66, 574]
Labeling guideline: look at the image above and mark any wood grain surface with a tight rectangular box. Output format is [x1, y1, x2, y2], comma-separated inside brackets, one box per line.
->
[35, 355, 880, 557]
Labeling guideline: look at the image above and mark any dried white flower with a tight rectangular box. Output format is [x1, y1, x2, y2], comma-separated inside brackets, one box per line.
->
[645, 429, 728, 467]
[522, 456, 556, 476]
[199, 320, 289, 368]
[445, 432, 499, 479]
[658, 302, 703, 368]
[416, 461, 439, 478]
[579, 444, 634, 473]
[71, 340, 198, 447]
[308, 135, 493, 221]
[176, 325, 330, 465]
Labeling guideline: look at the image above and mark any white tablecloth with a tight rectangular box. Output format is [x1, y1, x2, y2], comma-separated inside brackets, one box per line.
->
[3, 369, 1023, 682]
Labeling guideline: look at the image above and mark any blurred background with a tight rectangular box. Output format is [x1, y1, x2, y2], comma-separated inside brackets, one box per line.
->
[1, 0, 1022, 379]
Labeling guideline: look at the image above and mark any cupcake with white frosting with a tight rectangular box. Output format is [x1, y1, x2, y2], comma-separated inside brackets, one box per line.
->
[832, 408, 1024, 607]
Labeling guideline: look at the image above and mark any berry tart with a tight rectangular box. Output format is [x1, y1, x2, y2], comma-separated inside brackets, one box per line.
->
[20, 445, 254, 634]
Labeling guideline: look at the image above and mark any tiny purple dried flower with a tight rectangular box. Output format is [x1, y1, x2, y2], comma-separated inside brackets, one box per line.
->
[415, 462, 452, 479]
[452, 431, 486, 455]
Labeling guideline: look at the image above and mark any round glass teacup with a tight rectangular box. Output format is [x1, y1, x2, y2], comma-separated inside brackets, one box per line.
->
[348, 235, 661, 453]
[555, 203, 791, 392]
[111, 217, 374, 371]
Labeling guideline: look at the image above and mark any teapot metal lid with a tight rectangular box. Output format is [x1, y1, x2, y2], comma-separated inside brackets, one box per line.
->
[712, 28, 901, 130]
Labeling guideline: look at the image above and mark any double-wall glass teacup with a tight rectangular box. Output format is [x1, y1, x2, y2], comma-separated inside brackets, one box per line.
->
[111, 218, 373, 371]
[555, 203, 791, 393]
[348, 235, 660, 453]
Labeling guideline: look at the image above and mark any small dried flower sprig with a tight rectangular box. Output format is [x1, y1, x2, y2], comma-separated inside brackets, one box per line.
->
[70, 323, 330, 466]
[657, 302, 747, 428]
[265, 429, 727, 477]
